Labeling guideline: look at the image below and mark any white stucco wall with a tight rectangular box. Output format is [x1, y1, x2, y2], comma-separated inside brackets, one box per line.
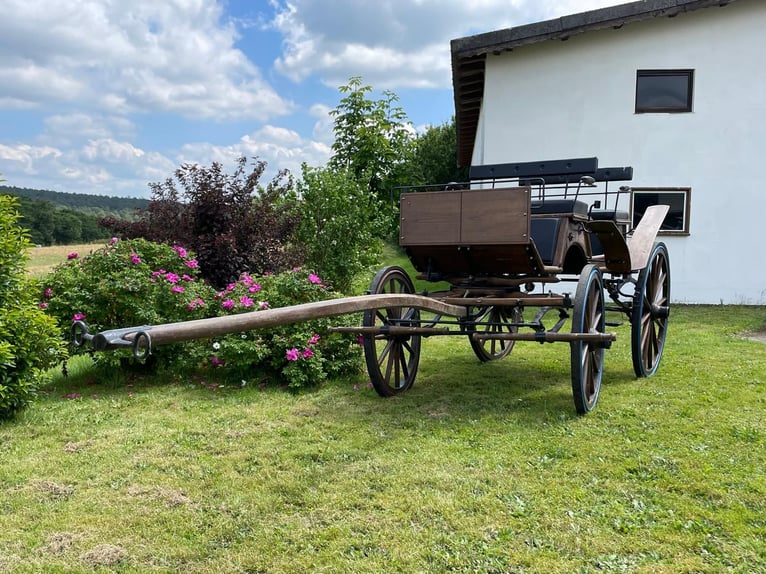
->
[475, 0, 766, 304]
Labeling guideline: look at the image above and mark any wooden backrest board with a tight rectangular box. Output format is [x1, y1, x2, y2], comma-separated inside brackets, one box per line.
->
[400, 187, 530, 246]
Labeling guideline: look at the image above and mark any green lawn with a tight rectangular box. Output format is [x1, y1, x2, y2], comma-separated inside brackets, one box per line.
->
[8, 245, 766, 572]
[1, 302, 765, 572]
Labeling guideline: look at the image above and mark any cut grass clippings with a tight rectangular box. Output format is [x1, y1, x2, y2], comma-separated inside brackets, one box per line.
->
[1, 303, 765, 573]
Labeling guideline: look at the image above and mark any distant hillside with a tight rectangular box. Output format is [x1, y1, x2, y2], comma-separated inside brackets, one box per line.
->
[1, 185, 150, 246]
[0, 185, 148, 217]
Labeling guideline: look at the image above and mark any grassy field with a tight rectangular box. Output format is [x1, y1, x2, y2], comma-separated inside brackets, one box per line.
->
[6, 248, 766, 572]
[25, 242, 108, 277]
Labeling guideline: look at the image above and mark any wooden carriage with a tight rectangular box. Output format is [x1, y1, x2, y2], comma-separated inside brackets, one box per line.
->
[359, 157, 670, 414]
[75, 157, 670, 414]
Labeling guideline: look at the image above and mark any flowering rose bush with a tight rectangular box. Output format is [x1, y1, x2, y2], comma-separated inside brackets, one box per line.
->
[194, 268, 361, 389]
[43, 239, 361, 388]
[42, 238, 216, 368]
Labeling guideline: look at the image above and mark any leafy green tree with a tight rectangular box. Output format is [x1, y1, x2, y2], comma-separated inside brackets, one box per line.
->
[52, 210, 83, 244]
[328, 77, 416, 203]
[407, 118, 468, 186]
[0, 188, 66, 419]
[295, 165, 387, 293]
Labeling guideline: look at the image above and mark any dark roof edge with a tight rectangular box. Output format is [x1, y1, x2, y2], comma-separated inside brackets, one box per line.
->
[452, 0, 736, 58]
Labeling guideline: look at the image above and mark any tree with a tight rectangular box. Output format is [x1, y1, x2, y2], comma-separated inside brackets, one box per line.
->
[328, 77, 416, 203]
[407, 118, 468, 187]
[295, 165, 387, 293]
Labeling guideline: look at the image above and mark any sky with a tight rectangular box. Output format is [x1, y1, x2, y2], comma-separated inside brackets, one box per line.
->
[0, 0, 624, 199]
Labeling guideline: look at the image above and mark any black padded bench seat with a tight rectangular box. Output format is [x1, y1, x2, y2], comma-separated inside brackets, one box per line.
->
[531, 199, 588, 217]
[589, 210, 630, 222]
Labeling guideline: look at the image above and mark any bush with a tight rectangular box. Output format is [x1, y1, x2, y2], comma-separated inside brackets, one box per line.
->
[100, 157, 302, 289]
[295, 165, 386, 293]
[193, 268, 362, 389]
[42, 239, 361, 389]
[0, 195, 66, 419]
[42, 238, 216, 367]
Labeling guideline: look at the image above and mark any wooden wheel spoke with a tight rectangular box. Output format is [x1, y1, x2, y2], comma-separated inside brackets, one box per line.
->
[377, 338, 394, 367]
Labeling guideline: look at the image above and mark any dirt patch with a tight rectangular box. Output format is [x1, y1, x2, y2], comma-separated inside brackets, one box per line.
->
[63, 440, 92, 453]
[34, 480, 75, 500]
[744, 326, 766, 344]
[44, 532, 77, 555]
[127, 485, 191, 507]
[81, 544, 127, 567]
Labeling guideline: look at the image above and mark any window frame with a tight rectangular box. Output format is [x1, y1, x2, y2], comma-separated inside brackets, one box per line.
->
[631, 187, 691, 236]
[635, 69, 694, 114]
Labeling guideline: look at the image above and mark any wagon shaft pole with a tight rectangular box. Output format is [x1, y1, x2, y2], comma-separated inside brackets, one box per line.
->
[75, 294, 468, 353]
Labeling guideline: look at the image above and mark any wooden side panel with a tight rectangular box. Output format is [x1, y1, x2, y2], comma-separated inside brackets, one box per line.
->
[400, 191, 461, 245]
[461, 187, 530, 244]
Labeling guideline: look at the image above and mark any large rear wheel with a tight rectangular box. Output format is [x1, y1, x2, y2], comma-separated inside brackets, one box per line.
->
[631, 243, 670, 377]
[570, 264, 606, 415]
[363, 266, 422, 397]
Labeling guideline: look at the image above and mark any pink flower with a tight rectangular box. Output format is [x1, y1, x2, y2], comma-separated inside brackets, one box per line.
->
[72, 313, 86, 322]
[356, 335, 364, 346]
[259, 301, 269, 310]
[44, 288, 53, 299]
[240, 274, 254, 286]
[171, 285, 185, 293]
[308, 273, 322, 285]
[172, 245, 188, 258]
[308, 334, 320, 345]
[182, 274, 194, 282]
[285, 348, 300, 361]
[302, 348, 314, 359]
[240, 296, 254, 308]
[222, 299, 234, 310]
[226, 283, 237, 292]
[38, 302, 48, 309]
[248, 284, 261, 293]
[184, 259, 199, 268]
[211, 355, 224, 367]
[186, 297, 205, 310]
[165, 272, 180, 284]
[130, 253, 141, 264]
[109, 237, 119, 245]
[67, 252, 78, 260]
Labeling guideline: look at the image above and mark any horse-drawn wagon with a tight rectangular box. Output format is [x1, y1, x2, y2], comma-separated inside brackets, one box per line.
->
[75, 157, 670, 414]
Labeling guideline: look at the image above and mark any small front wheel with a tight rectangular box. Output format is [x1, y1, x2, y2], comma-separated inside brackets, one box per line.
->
[570, 264, 606, 415]
[363, 266, 422, 397]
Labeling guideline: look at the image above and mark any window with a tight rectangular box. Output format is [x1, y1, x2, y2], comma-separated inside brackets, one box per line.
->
[635, 69, 694, 113]
[631, 187, 691, 235]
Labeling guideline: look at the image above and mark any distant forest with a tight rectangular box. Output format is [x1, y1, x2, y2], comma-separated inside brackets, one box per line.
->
[1, 185, 148, 246]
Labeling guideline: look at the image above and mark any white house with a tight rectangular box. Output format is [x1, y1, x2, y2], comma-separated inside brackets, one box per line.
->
[451, 0, 765, 304]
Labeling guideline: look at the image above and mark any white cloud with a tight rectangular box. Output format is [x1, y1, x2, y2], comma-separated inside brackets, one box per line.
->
[0, 0, 293, 121]
[271, 0, 622, 88]
[179, 125, 332, 183]
[0, 143, 63, 174]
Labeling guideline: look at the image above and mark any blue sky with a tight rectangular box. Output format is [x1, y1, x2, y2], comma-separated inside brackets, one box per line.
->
[0, 0, 622, 198]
